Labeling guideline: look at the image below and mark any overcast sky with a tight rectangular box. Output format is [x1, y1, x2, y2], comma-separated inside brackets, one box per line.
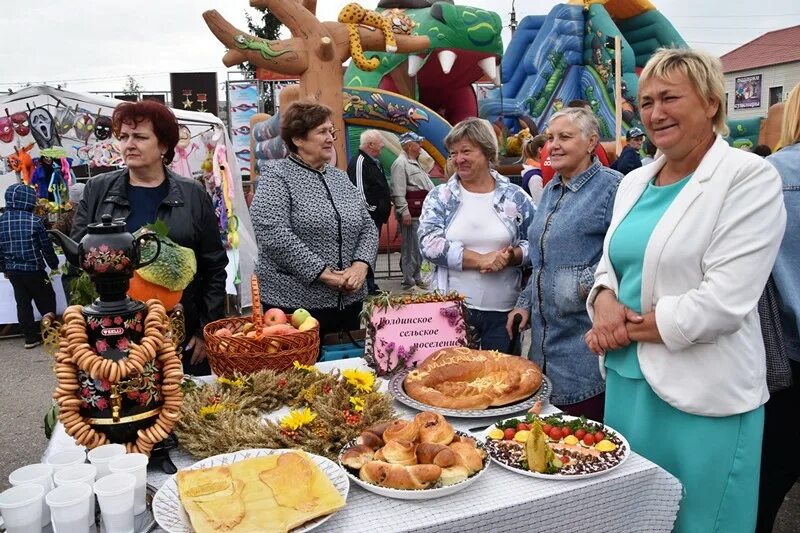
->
[2, 0, 799, 95]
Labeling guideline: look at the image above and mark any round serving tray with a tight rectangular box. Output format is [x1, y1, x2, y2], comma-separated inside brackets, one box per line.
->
[388, 368, 552, 418]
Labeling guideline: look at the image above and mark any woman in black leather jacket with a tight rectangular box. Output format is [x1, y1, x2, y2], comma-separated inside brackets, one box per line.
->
[72, 101, 228, 375]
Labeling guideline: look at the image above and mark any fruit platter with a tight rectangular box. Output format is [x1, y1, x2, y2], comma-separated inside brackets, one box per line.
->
[479, 414, 629, 480]
[338, 411, 490, 500]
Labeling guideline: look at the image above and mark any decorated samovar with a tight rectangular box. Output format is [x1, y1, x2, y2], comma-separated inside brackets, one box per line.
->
[48, 215, 185, 455]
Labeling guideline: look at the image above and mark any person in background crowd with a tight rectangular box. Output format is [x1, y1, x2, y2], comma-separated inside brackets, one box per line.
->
[251, 100, 378, 340]
[753, 144, 772, 157]
[53, 182, 85, 304]
[540, 99, 610, 185]
[73, 100, 228, 375]
[611, 127, 645, 175]
[0, 183, 59, 349]
[520, 134, 548, 204]
[585, 48, 785, 532]
[508, 108, 621, 421]
[640, 138, 658, 165]
[347, 129, 391, 294]
[420, 118, 534, 352]
[391, 131, 434, 290]
[757, 82, 800, 533]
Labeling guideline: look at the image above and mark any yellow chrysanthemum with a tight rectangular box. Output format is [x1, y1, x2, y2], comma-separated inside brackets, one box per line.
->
[280, 408, 317, 430]
[342, 368, 375, 393]
[349, 396, 366, 412]
[217, 376, 244, 388]
[199, 403, 228, 420]
[293, 361, 317, 372]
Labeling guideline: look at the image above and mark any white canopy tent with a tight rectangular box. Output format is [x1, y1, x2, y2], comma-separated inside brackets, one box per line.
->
[0, 85, 256, 307]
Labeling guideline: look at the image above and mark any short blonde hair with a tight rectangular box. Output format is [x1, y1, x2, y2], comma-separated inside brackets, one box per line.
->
[445, 117, 499, 166]
[549, 108, 600, 140]
[639, 48, 729, 137]
[780, 83, 800, 148]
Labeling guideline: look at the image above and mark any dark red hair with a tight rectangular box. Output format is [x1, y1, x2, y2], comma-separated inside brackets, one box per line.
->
[112, 101, 180, 163]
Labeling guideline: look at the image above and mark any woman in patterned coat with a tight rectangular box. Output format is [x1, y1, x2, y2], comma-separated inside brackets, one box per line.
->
[250, 100, 378, 338]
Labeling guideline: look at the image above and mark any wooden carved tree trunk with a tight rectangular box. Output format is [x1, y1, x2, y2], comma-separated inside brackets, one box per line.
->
[204, 0, 430, 169]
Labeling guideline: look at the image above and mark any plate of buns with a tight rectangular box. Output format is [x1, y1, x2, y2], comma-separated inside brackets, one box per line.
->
[152, 448, 349, 533]
[390, 347, 551, 417]
[338, 411, 489, 500]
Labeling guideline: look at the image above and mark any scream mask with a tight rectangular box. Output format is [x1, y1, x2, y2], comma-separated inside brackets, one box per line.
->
[11, 112, 29, 136]
[94, 115, 112, 140]
[55, 105, 77, 136]
[74, 113, 94, 142]
[0, 116, 13, 143]
[29, 107, 61, 149]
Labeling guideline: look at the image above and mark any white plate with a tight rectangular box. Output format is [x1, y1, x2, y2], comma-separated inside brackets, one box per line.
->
[337, 432, 489, 500]
[151, 448, 349, 533]
[389, 368, 552, 418]
[479, 415, 630, 480]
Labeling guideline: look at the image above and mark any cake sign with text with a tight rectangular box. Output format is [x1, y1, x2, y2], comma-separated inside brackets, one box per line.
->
[369, 300, 467, 374]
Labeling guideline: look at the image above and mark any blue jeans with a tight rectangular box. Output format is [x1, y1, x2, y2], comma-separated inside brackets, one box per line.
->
[467, 308, 515, 354]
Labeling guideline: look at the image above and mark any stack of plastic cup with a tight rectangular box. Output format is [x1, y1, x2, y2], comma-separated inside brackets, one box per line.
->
[46, 449, 87, 472]
[87, 443, 126, 478]
[54, 463, 98, 527]
[109, 453, 149, 515]
[0, 484, 44, 533]
[94, 472, 136, 533]
[8, 463, 54, 527]
[46, 482, 92, 533]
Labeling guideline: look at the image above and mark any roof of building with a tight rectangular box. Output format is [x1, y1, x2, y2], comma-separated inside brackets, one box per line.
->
[721, 25, 800, 73]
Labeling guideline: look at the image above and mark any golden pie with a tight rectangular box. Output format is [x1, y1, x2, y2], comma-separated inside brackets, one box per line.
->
[176, 451, 345, 532]
[404, 347, 543, 409]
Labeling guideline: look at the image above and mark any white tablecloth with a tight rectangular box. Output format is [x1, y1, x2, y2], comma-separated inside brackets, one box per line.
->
[0, 256, 68, 324]
[44, 359, 682, 532]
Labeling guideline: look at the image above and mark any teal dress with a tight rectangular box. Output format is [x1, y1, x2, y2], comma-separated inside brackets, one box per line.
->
[604, 176, 764, 533]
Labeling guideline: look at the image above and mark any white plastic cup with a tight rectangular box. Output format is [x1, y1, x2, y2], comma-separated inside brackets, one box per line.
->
[94, 472, 136, 533]
[54, 463, 97, 527]
[8, 462, 54, 527]
[46, 482, 92, 533]
[46, 448, 87, 472]
[109, 453, 149, 515]
[87, 443, 126, 478]
[0, 484, 44, 533]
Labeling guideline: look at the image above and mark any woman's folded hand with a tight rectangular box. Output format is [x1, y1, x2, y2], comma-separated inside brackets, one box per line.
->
[586, 289, 643, 353]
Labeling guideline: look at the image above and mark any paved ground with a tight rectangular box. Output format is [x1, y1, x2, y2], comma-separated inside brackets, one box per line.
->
[0, 252, 797, 530]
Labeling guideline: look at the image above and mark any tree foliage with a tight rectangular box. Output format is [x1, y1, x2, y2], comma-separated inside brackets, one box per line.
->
[122, 75, 142, 96]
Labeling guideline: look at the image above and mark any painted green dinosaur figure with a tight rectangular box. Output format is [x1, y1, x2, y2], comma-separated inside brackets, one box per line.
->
[344, 1, 503, 125]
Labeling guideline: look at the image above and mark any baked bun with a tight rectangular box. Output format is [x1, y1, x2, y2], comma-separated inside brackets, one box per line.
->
[404, 347, 543, 410]
[373, 439, 417, 466]
[357, 421, 391, 449]
[439, 465, 470, 486]
[383, 419, 420, 443]
[415, 411, 455, 445]
[359, 461, 442, 490]
[449, 441, 485, 475]
[415, 442, 457, 468]
[340, 444, 375, 470]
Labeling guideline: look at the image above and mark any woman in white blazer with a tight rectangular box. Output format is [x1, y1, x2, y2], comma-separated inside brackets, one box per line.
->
[585, 49, 786, 532]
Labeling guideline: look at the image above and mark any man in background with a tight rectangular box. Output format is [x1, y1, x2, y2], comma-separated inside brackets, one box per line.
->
[391, 132, 434, 290]
[611, 127, 645, 175]
[347, 130, 391, 294]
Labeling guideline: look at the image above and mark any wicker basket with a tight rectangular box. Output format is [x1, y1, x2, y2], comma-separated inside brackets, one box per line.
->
[203, 275, 320, 376]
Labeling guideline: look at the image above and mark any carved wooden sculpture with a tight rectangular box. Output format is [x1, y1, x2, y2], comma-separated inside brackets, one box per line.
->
[203, 0, 431, 168]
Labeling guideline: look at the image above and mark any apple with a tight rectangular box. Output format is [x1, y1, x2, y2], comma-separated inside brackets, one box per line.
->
[262, 324, 295, 336]
[263, 307, 288, 326]
[291, 308, 312, 328]
[298, 317, 319, 332]
[216, 327, 233, 337]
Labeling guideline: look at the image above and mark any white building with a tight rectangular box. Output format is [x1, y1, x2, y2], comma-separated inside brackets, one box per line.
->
[721, 25, 800, 120]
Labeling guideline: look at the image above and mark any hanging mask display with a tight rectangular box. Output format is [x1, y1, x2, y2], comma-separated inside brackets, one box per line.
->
[11, 111, 30, 136]
[55, 105, 77, 136]
[0, 116, 13, 143]
[29, 107, 61, 149]
[74, 113, 94, 142]
[94, 115, 113, 140]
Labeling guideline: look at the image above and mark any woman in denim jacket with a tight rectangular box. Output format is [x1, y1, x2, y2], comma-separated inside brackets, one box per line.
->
[758, 82, 800, 533]
[508, 108, 621, 421]
[418, 118, 534, 352]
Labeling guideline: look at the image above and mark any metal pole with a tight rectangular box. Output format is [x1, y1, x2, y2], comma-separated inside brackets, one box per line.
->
[614, 36, 623, 157]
